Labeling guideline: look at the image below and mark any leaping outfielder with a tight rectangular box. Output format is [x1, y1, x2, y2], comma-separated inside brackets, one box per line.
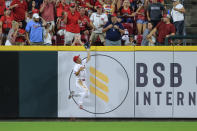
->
[68, 49, 91, 109]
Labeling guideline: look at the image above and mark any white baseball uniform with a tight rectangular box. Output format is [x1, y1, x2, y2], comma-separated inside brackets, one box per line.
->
[73, 59, 89, 105]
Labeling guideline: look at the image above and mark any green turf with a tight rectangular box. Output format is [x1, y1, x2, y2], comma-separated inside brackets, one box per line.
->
[0, 121, 197, 131]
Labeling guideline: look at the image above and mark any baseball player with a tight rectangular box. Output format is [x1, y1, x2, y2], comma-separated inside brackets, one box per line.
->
[68, 49, 91, 109]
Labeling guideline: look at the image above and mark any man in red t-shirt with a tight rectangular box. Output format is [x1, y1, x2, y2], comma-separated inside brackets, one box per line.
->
[56, 0, 69, 17]
[10, 0, 27, 22]
[147, 14, 176, 45]
[40, 0, 55, 33]
[0, 0, 6, 18]
[64, 3, 81, 45]
[0, 8, 13, 45]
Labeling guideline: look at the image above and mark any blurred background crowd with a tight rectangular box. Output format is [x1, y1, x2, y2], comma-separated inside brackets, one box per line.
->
[0, 0, 189, 46]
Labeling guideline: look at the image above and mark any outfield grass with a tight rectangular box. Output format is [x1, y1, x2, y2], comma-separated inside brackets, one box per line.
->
[0, 121, 197, 131]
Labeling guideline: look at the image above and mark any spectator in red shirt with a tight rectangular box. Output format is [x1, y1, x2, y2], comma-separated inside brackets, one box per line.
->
[56, 12, 66, 45]
[10, 0, 28, 22]
[118, 0, 136, 23]
[57, 12, 66, 33]
[32, 0, 39, 14]
[40, 0, 55, 34]
[0, 8, 13, 45]
[64, 3, 81, 45]
[76, 0, 93, 10]
[79, 7, 91, 43]
[136, 4, 147, 34]
[56, 0, 69, 18]
[147, 14, 176, 45]
[0, 0, 6, 18]
[15, 21, 26, 45]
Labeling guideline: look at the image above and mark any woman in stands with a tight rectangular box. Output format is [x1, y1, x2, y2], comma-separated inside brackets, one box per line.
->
[118, 0, 136, 23]
[136, 3, 147, 34]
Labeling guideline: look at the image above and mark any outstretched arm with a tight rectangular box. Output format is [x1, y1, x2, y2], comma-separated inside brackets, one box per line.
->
[86, 50, 91, 63]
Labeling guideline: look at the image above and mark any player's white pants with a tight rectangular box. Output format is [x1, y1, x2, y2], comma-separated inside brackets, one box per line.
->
[76, 80, 89, 105]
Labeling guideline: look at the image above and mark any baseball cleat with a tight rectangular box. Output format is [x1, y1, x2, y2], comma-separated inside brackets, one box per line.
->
[79, 105, 83, 109]
[68, 91, 74, 99]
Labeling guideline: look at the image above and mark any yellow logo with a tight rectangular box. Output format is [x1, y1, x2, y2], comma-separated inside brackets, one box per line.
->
[89, 66, 109, 102]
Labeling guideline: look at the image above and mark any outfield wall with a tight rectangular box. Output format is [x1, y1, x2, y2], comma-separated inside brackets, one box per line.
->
[0, 46, 197, 118]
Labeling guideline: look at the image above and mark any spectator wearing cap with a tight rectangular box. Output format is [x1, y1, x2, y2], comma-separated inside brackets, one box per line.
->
[0, 0, 6, 18]
[147, 14, 176, 45]
[147, 0, 165, 27]
[90, 5, 108, 46]
[141, 22, 156, 46]
[25, 13, 46, 45]
[40, 0, 55, 34]
[64, 3, 81, 45]
[171, 0, 185, 38]
[128, 35, 137, 46]
[103, 13, 124, 46]
[10, 0, 28, 22]
[0, 8, 13, 45]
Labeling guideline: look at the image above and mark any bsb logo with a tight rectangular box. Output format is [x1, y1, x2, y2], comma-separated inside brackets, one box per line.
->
[89, 66, 109, 103]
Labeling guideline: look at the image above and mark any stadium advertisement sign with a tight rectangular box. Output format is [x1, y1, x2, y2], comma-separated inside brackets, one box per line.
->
[135, 51, 197, 118]
[58, 50, 197, 118]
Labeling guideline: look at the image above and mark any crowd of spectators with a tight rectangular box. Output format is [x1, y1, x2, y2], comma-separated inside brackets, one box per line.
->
[0, 0, 186, 46]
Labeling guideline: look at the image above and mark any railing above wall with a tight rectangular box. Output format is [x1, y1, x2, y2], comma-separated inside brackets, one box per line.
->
[165, 35, 197, 45]
[1, 46, 197, 51]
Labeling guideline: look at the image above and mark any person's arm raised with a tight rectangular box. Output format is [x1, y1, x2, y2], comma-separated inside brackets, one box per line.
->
[86, 49, 91, 63]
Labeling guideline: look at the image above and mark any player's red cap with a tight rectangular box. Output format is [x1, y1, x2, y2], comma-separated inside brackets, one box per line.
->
[73, 55, 80, 63]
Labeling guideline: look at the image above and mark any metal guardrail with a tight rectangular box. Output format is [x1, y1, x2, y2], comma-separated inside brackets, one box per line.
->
[165, 35, 197, 45]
